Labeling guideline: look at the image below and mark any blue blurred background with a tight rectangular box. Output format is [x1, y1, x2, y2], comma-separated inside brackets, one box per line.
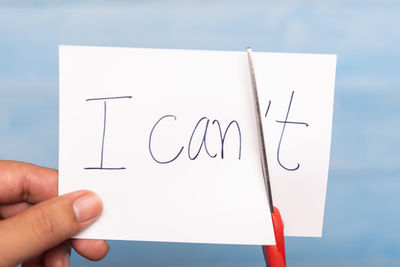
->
[1, 1, 399, 266]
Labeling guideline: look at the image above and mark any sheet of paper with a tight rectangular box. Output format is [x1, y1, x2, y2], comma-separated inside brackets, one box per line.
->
[254, 53, 336, 236]
[59, 45, 336, 244]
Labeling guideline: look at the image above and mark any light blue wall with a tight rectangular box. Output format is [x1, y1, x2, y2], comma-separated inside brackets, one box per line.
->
[1, 1, 399, 266]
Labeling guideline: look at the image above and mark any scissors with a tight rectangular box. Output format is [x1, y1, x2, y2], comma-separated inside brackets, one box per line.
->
[246, 47, 286, 267]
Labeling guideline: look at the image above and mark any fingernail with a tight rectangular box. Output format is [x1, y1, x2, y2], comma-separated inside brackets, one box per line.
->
[73, 192, 103, 222]
[64, 251, 70, 267]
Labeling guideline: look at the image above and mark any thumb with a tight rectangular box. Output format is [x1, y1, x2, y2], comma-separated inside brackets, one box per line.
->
[0, 190, 102, 266]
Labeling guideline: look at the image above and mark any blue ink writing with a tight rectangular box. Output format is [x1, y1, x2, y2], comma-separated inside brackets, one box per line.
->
[149, 115, 185, 164]
[149, 115, 242, 164]
[212, 120, 242, 159]
[265, 100, 271, 118]
[276, 91, 309, 171]
[84, 96, 132, 170]
[188, 117, 216, 160]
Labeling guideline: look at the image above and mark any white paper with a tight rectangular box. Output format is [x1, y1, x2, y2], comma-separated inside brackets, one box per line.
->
[254, 53, 336, 236]
[59, 45, 336, 244]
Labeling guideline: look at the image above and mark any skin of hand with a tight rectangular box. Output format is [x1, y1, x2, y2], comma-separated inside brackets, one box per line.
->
[0, 160, 110, 267]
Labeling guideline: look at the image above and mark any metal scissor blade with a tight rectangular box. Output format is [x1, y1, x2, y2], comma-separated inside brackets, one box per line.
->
[246, 47, 274, 214]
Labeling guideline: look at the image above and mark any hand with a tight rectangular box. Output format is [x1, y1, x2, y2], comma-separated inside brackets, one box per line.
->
[0, 161, 109, 266]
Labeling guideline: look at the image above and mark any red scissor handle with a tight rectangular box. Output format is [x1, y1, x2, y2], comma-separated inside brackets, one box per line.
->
[262, 207, 286, 267]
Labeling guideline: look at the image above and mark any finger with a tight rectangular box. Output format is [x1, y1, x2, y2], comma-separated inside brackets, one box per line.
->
[0, 202, 31, 218]
[0, 160, 58, 204]
[21, 255, 42, 267]
[42, 242, 70, 267]
[70, 239, 109, 261]
[0, 190, 102, 266]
